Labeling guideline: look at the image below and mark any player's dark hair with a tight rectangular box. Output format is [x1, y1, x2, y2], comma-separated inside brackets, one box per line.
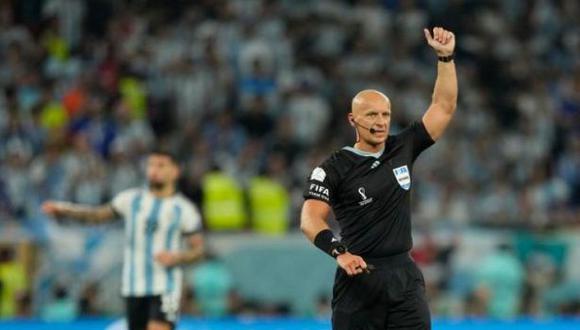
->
[149, 148, 179, 165]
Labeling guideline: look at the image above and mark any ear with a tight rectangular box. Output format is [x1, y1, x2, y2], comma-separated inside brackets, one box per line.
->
[348, 113, 355, 127]
[173, 164, 181, 179]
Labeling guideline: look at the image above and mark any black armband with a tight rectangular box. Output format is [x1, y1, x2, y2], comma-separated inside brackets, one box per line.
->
[314, 229, 348, 258]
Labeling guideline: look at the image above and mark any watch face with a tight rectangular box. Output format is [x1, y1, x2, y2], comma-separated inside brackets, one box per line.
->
[333, 245, 347, 256]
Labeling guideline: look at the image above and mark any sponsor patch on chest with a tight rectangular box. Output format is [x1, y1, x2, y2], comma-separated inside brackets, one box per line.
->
[392, 165, 411, 190]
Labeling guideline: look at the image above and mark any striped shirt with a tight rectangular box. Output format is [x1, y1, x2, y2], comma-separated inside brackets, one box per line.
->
[112, 188, 201, 297]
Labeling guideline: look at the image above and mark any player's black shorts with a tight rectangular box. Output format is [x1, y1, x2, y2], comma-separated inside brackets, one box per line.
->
[332, 252, 431, 330]
[126, 294, 179, 330]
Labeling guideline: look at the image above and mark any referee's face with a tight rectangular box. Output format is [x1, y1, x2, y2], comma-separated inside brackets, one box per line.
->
[146, 154, 179, 190]
[351, 90, 392, 146]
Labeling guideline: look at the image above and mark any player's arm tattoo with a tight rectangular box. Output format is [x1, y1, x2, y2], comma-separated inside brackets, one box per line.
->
[53, 202, 117, 224]
[177, 233, 205, 264]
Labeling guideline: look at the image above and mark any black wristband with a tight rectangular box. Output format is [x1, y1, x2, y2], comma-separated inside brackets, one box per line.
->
[314, 229, 347, 258]
[438, 53, 454, 62]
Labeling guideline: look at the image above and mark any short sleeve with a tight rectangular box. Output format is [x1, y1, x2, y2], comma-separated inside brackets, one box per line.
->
[399, 120, 435, 160]
[181, 201, 202, 236]
[111, 189, 138, 218]
[303, 164, 338, 205]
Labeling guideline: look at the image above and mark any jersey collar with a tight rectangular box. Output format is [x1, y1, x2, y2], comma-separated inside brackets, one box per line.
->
[342, 146, 385, 159]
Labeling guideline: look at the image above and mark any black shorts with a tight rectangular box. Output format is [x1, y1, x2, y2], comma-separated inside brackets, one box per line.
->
[126, 294, 179, 330]
[332, 253, 431, 330]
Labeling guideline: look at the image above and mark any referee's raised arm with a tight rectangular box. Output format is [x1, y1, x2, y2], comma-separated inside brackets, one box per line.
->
[421, 27, 458, 141]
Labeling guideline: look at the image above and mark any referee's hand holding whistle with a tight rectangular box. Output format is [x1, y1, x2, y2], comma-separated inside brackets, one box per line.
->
[337, 252, 369, 276]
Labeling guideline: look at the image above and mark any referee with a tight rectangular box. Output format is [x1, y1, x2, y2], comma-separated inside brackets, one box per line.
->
[300, 27, 457, 329]
[42, 150, 204, 330]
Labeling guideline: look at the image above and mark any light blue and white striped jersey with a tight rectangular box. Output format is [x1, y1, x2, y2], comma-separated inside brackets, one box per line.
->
[112, 188, 202, 297]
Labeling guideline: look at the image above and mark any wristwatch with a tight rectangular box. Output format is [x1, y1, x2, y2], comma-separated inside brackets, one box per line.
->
[331, 244, 348, 258]
[438, 53, 454, 62]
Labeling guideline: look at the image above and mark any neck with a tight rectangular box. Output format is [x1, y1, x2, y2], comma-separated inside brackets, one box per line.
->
[149, 185, 176, 198]
[354, 141, 385, 153]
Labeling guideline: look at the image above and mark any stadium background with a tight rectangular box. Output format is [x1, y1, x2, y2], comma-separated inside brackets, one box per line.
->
[0, 0, 578, 329]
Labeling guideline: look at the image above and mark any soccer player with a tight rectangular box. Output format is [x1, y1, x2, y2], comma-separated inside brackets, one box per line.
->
[42, 150, 204, 330]
[300, 27, 457, 329]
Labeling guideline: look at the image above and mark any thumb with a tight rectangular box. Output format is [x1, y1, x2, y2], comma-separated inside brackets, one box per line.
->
[423, 28, 433, 43]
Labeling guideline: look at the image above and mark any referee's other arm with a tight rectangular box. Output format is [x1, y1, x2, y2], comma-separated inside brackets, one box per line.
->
[301, 200, 367, 276]
[421, 27, 458, 141]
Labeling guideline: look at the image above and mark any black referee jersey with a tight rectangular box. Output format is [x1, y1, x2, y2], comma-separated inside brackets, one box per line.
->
[303, 120, 434, 258]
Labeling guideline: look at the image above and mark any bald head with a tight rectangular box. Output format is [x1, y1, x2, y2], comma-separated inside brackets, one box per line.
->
[348, 89, 392, 147]
[351, 89, 391, 115]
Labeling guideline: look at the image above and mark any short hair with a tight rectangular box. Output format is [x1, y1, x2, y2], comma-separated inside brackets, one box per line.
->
[149, 148, 179, 165]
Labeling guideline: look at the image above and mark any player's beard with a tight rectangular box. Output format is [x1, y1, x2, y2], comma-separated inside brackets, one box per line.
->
[148, 181, 166, 191]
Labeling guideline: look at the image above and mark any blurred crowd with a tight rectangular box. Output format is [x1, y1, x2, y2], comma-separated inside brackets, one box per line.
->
[0, 0, 578, 233]
[0, 0, 579, 320]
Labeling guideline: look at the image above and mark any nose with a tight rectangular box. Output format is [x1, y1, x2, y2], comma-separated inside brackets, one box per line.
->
[375, 116, 387, 128]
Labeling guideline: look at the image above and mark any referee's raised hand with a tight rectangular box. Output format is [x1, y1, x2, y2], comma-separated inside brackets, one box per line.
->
[423, 26, 455, 56]
[337, 252, 368, 276]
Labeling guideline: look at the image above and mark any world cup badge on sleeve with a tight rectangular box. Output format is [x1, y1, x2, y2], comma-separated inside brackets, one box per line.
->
[392, 165, 411, 190]
[310, 167, 326, 182]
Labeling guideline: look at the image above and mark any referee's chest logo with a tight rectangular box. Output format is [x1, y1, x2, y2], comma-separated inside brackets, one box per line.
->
[357, 187, 373, 206]
[392, 165, 411, 190]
